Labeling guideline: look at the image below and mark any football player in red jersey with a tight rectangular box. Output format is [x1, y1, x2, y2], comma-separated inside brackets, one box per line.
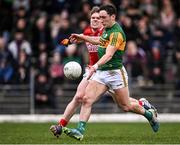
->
[50, 6, 103, 137]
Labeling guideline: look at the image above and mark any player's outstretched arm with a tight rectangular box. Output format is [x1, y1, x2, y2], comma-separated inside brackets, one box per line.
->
[86, 45, 117, 80]
[70, 34, 100, 45]
[96, 45, 116, 66]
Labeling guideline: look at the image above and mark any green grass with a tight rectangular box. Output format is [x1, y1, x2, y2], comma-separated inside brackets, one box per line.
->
[0, 122, 180, 144]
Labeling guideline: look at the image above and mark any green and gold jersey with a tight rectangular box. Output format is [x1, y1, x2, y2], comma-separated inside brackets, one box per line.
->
[98, 22, 126, 70]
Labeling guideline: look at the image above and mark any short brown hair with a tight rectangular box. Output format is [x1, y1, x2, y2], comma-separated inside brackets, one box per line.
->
[100, 4, 117, 16]
[90, 6, 100, 16]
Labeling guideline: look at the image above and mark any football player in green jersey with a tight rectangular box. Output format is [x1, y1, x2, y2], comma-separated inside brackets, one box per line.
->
[62, 4, 159, 141]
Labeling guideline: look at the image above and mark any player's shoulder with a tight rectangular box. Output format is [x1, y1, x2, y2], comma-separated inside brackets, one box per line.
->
[83, 26, 92, 35]
[110, 23, 126, 36]
[111, 23, 122, 31]
[83, 26, 104, 36]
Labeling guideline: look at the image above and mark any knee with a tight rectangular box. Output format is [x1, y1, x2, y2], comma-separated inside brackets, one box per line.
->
[82, 95, 94, 106]
[74, 93, 84, 103]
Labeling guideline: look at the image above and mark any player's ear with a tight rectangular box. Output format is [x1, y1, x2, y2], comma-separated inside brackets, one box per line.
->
[111, 14, 116, 20]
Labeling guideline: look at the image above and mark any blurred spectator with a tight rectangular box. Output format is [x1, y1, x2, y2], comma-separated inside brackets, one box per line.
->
[151, 24, 165, 45]
[139, 0, 158, 18]
[30, 0, 54, 14]
[76, 18, 89, 34]
[148, 42, 165, 84]
[50, 14, 61, 45]
[54, 14, 73, 54]
[125, 1, 141, 20]
[125, 41, 147, 86]
[160, 0, 175, 29]
[174, 50, 180, 91]
[14, 49, 31, 84]
[0, 1, 13, 42]
[8, 30, 32, 60]
[13, 6, 29, 22]
[13, 0, 30, 11]
[0, 36, 14, 84]
[35, 51, 49, 75]
[120, 15, 141, 42]
[31, 14, 52, 56]
[16, 18, 27, 31]
[35, 73, 56, 109]
[60, 9, 69, 20]
[49, 52, 64, 84]
[34, 41, 48, 57]
[14, 18, 30, 38]
[102, 0, 113, 5]
[78, 2, 92, 21]
[158, 0, 175, 51]
[119, 0, 130, 14]
[14, 6, 27, 20]
[32, 0, 70, 14]
[137, 16, 152, 51]
[173, 18, 180, 91]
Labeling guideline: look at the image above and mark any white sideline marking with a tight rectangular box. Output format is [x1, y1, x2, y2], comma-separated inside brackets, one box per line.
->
[0, 113, 180, 123]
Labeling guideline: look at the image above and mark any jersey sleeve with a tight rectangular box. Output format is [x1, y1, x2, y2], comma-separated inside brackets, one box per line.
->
[109, 32, 125, 50]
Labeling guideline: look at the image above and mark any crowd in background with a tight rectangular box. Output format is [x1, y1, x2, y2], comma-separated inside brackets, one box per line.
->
[0, 0, 180, 107]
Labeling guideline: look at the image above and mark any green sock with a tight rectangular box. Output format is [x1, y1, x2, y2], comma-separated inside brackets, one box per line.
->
[77, 121, 86, 134]
[144, 110, 153, 121]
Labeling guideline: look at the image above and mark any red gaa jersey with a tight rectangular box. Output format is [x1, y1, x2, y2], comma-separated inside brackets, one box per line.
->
[83, 26, 103, 66]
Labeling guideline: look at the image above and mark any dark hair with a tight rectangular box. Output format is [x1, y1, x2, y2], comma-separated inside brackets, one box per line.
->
[90, 6, 100, 16]
[99, 4, 117, 16]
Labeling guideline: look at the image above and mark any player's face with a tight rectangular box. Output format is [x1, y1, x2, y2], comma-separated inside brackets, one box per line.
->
[90, 12, 102, 29]
[99, 10, 115, 28]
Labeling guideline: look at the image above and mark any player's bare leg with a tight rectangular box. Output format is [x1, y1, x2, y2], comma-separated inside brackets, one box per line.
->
[63, 80, 107, 140]
[114, 86, 159, 132]
[109, 90, 140, 106]
[62, 79, 89, 121]
[50, 79, 89, 137]
[109, 90, 156, 116]
[113, 87, 144, 114]
[79, 80, 107, 121]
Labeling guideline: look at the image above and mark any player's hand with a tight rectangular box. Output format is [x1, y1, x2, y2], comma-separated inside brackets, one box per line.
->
[60, 38, 70, 46]
[69, 34, 83, 43]
[86, 66, 96, 80]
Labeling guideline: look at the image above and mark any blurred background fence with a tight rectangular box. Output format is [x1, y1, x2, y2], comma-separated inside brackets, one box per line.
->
[0, 80, 180, 114]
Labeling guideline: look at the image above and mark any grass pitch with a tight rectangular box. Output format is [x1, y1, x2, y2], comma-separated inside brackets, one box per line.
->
[0, 122, 180, 144]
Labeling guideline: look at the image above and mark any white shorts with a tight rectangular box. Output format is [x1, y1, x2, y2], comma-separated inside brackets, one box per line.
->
[91, 66, 128, 90]
[83, 67, 96, 80]
[83, 67, 89, 79]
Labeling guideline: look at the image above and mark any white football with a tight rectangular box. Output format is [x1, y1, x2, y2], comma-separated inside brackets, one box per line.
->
[63, 61, 82, 80]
